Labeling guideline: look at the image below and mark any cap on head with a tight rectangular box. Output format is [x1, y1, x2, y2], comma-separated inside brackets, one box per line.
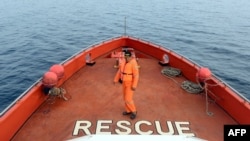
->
[124, 50, 132, 57]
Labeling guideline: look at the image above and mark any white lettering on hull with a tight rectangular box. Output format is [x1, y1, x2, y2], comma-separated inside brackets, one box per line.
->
[155, 121, 174, 135]
[73, 120, 195, 137]
[175, 121, 195, 136]
[73, 120, 91, 135]
[115, 120, 132, 134]
[135, 120, 153, 135]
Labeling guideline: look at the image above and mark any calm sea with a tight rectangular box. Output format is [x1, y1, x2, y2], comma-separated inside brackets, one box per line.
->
[0, 0, 250, 112]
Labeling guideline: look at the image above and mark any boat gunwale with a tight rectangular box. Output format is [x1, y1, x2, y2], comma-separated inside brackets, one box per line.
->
[1, 35, 249, 117]
[126, 36, 250, 104]
[0, 36, 122, 117]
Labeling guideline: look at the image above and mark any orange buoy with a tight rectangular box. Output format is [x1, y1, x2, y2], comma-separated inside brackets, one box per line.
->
[42, 71, 58, 88]
[49, 64, 64, 79]
[197, 67, 212, 80]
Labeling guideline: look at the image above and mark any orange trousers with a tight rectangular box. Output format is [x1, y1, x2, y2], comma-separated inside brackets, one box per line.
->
[123, 81, 136, 113]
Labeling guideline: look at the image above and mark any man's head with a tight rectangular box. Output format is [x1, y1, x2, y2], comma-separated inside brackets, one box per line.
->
[124, 50, 132, 62]
[124, 50, 131, 57]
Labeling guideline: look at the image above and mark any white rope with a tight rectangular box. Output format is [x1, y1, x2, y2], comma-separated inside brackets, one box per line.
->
[199, 78, 221, 116]
[204, 83, 214, 116]
[161, 66, 221, 116]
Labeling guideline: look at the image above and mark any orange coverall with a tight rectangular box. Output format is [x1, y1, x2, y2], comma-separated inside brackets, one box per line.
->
[114, 58, 139, 113]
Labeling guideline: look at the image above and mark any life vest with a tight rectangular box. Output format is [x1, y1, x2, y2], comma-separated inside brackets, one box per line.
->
[114, 58, 139, 88]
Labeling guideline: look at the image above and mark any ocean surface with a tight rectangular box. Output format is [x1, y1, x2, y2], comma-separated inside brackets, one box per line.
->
[0, 0, 250, 112]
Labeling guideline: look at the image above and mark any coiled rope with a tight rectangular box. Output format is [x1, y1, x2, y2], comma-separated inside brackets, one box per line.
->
[181, 80, 203, 94]
[161, 67, 221, 116]
[161, 67, 203, 94]
[161, 66, 181, 77]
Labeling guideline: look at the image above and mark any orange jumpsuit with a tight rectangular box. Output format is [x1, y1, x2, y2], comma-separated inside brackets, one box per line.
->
[114, 58, 139, 113]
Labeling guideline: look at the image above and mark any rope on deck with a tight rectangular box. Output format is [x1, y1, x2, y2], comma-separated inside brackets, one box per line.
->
[181, 80, 203, 94]
[160, 66, 222, 116]
[161, 66, 181, 77]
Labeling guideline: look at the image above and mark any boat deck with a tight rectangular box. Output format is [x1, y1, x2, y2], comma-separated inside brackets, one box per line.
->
[12, 54, 237, 141]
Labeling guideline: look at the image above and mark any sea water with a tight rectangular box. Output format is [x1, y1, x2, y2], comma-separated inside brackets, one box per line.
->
[0, 0, 250, 112]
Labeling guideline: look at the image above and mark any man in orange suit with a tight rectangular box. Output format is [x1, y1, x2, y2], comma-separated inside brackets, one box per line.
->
[114, 50, 139, 119]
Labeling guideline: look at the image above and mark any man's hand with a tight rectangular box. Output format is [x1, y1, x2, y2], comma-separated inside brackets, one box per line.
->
[131, 87, 136, 91]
